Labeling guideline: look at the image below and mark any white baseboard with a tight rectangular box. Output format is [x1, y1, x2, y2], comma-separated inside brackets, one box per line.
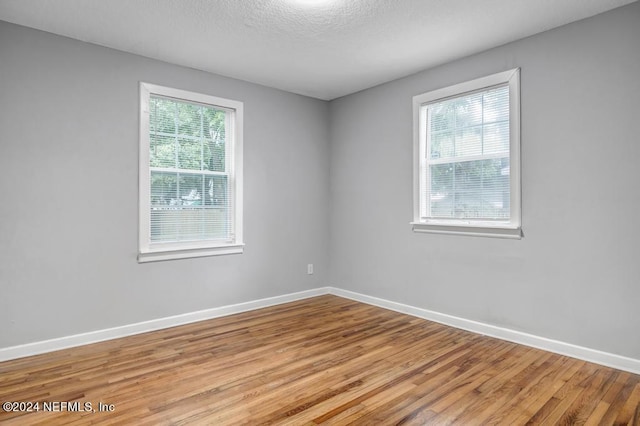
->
[328, 287, 640, 375]
[2, 286, 639, 375]
[0, 287, 330, 363]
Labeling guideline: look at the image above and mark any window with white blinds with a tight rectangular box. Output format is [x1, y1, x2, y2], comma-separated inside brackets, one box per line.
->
[139, 83, 243, 262]
[412, 69, 521, 238]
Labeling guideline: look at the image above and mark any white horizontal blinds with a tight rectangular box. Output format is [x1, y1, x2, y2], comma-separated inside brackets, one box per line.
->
[149, 95, 231, 243]
[425, 85, 510, 220]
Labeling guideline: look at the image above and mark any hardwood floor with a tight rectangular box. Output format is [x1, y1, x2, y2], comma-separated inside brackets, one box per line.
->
[1, 295, 639, 425]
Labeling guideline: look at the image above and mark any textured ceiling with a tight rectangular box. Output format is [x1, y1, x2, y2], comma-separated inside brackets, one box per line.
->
[0, 0, 636, 100]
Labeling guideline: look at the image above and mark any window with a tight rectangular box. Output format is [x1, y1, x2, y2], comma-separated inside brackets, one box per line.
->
[138, 83, 243, 262]
[412, 69, 521, 238]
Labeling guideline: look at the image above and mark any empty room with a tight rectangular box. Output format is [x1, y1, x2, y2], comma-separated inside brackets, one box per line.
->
[1, 0, 639, 424]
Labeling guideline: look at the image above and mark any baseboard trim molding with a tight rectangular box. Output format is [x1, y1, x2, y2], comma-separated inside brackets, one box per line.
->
[3, 286, 639, 375]
[0, 287, 330, 363]
[328, 287, 640, 375]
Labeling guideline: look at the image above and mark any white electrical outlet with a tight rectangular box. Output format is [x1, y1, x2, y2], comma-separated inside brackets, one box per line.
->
[307, 264, 314, 275]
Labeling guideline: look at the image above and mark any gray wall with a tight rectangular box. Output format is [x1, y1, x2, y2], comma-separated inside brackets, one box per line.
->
[2, 2, 639, 361]
[329, 2, 640, 359]
[0, 21, 330, 348]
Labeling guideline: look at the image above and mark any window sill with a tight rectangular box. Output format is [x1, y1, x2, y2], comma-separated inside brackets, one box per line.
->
[411, 222, 521, 239]
[138, 243, 245, 263]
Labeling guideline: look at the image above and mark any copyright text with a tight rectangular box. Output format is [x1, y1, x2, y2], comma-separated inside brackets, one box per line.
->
[2, 401, 115, 413]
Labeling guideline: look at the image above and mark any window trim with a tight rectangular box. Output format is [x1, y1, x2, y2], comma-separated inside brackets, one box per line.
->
[138, 82, 244, 262]
[411, 68, 521, 239]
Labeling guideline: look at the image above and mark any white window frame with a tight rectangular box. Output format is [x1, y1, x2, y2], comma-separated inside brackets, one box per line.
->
[411, 68, 521, 239]
[138, 82, 244, 262]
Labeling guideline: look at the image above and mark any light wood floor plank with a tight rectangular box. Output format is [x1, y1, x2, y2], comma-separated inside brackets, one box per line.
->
[1, 295, 638, 425]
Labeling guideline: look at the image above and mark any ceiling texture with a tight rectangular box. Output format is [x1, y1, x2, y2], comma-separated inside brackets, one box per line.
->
[0, 0, 636, 100]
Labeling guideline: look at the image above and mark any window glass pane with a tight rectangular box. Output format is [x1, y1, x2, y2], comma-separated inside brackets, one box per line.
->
[150, 209, 177, 242]
[203, 109, 226, 172]
[199, 208, 229, 240]
[150, 171, 178, 207]
[177, 102, 202, 138]
[428, 159, 510, 220]
[483, 121, 509, 155]
[453, 161, 483, 218]
[149, 100, 226, 242]
[204, 139, 225, 172]
[150, 97, 176, 134]
[483, 86, 509, 124]
[206, 175, 228, 207]
[455, 126, 482, 158]
[151, 208, 228, 242]
[429, 163, 454, 218]
[203, 109, 226, 141]
[455, 92, 483, 128]
[203, 176, 230, 240]
[424, 82, 511, 221]
[151, 97, 227, 172]
[429, 87, 509, 160]
[150, 135, 175, 168]
[430, 130, 454, 159]
[150, 171, 178, 242]
[481, 158, 510, 218]
[177, 137, 202, 170]
[429, 102, 454, 133]
[178, 174, 203, 206]
[150, 172, 230, 243]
